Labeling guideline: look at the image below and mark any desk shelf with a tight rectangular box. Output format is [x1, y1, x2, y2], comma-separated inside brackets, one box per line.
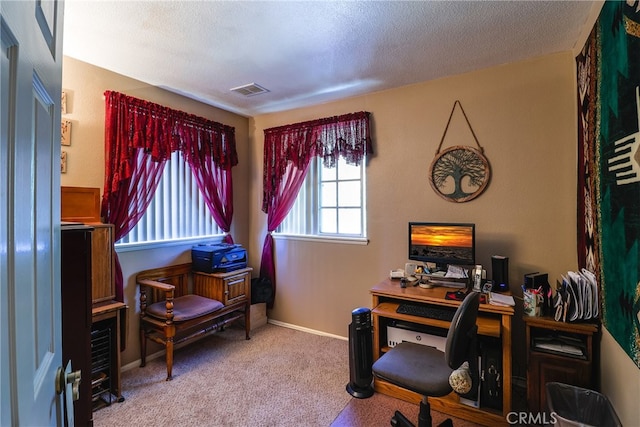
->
[373, 302, 502, 338]
[370, 279, 514, 427]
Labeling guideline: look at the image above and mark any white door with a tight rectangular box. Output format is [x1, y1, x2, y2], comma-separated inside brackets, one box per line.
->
[1, 1, 65, 425]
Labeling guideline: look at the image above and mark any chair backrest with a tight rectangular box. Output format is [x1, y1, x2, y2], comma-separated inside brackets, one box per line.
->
[136, 263, 192, 302]
[444, 291, 480, 369]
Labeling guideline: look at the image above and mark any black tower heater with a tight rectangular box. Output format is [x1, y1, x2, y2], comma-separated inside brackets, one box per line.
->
[346, 307, 374, 398]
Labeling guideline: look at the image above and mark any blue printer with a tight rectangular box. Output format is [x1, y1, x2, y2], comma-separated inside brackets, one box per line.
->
[191, 243, 247, 273]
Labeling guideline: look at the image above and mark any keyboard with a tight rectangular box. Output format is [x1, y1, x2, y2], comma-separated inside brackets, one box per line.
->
[396, 303, 456, 321]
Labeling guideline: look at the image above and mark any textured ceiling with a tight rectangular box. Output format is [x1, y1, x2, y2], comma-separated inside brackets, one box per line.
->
[63, 1, 599, 117]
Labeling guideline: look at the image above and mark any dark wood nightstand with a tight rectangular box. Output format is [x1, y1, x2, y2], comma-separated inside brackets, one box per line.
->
[524, 316, 599, 413]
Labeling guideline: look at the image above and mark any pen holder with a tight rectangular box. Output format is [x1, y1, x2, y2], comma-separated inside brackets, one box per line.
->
[523, 290, 543, 317]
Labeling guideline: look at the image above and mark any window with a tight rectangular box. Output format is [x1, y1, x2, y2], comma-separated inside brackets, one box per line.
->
[116, 150, 223, 248]
[277, 156, 366, 239]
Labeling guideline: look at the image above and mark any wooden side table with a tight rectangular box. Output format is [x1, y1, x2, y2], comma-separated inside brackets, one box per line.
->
[524, 316, 599, 413]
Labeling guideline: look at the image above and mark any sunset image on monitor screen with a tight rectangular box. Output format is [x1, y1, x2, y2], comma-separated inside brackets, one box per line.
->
[411, 225, 473, 247]
[410, 224, 474, 263]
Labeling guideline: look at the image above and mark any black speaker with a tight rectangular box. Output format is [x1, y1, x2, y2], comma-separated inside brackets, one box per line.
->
[346, 307, 374, 398]
[491, 255, 509, 292]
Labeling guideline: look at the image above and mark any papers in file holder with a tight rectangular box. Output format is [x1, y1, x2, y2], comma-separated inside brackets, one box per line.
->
[554, 268, 599, 322]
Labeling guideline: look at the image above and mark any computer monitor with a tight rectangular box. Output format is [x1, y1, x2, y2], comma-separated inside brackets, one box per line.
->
[408, 222, 476, 271]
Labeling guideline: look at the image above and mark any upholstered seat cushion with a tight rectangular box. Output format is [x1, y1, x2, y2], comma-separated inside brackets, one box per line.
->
[372, 341, 453, 397]
[146, 294, 224, 322]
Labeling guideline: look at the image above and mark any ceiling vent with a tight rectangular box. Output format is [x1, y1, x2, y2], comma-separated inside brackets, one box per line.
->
[230, 83, 269, 97]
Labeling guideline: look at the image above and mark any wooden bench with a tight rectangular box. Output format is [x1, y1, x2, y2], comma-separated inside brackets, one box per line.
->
[137, 263, 252, 380]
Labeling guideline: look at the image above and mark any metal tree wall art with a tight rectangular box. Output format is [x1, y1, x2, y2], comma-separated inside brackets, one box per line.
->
[429, 101, 491, 202]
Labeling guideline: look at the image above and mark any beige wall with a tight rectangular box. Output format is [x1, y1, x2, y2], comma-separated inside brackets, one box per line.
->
[600, 329, 640, 424]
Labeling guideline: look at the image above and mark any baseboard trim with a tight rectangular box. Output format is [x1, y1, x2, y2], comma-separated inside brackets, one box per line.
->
[266, 319, 347, 341]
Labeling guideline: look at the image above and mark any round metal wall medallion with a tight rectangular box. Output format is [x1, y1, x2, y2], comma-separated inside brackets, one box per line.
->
[428, 145, 491, 203]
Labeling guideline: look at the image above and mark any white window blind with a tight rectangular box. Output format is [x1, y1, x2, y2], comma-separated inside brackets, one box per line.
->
[117, 151, 223, 246]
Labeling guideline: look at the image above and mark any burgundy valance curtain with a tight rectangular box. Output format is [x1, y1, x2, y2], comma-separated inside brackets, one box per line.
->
[260, 111, 372, 307]
[101, 90, 238, 301]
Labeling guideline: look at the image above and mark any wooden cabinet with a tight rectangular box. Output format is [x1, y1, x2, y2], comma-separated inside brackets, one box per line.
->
[370, 279, 514, 427]
[62, 222, 125, 422]
[61, 186, 101, 223]
[524, 316, 599, 414]
[90, 224, 115, 304]
[60, 221, 115, 304]
[61, 224, 95, 426]
[61, 188, 124, 412]
[193, 268, 252, 306]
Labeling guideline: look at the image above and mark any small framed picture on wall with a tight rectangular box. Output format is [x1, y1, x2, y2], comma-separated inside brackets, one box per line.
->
[61, 151, 67, 173]
[61, 91, 67, 114]
[61, 119, 71, 146]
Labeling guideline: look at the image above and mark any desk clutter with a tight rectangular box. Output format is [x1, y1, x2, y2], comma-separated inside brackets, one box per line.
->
[521, 269, 599, 322]
[390, 263, 470, 289]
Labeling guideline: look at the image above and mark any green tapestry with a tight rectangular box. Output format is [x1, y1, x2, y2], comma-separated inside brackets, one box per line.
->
[578, 1, 640, 368]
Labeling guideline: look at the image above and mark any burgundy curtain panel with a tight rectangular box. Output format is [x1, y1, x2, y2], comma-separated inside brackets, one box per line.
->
[101, 91, 238, 301]
[181, 116, 238, 244]
[260, 111, 372, 307]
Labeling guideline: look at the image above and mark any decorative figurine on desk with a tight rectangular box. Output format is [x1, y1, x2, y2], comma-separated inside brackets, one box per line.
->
[415, 264, 434, 289]
[482, 281, 493, 294]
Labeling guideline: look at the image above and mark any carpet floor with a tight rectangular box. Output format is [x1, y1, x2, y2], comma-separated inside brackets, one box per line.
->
[93, 322, 483, 426]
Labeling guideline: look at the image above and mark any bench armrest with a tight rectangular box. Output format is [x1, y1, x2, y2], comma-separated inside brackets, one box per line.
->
[138, 278, 175, 292]
[138, 279, 176, 320]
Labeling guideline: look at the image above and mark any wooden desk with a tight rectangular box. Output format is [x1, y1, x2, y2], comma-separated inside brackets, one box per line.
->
[370, 279, 514, 426]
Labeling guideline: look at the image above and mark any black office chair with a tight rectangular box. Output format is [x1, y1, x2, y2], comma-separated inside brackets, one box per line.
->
[372, 291, 481, 427]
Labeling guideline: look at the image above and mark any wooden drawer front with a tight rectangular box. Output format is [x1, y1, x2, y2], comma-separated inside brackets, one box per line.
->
[224, 275, 248, 305]
[527, 353, 592, 413]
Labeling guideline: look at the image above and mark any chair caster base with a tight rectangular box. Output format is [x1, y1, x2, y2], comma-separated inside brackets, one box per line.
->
[391, 410, 414, 427]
